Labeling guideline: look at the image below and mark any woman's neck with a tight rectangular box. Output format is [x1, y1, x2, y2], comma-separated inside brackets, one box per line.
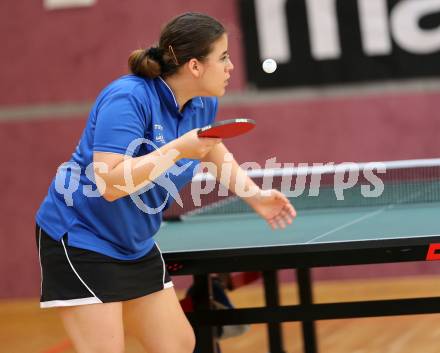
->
[163, 75, 198, 112]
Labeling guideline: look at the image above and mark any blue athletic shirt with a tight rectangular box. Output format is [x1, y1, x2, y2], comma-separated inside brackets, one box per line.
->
[36, 75, 218, 260]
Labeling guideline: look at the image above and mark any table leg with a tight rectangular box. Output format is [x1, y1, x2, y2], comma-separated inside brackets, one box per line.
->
[297, 267, 318, 353]
[263, 270, 286, 353]
[192, 274, 218, 353]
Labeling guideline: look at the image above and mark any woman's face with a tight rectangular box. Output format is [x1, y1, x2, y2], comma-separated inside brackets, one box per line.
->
[197, 33, 234, 97]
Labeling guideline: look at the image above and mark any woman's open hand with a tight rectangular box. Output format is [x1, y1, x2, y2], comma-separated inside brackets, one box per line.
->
[248, 189, 296, 230]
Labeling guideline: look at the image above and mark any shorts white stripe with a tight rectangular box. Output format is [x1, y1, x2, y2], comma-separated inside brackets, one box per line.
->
[41, 297, 102, 308]
[37, 227, 43, 297]
[164, 281, 174, 289]
[61, 238, 103, 303]
[155, 242, 172, 289]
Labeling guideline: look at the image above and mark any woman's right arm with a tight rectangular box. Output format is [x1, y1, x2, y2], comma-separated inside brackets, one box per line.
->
[93, 130, 221, 202]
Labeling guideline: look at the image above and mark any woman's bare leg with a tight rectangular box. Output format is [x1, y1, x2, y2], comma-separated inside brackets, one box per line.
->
[124, 287, 195, 353]
[59, 302, 125, 353]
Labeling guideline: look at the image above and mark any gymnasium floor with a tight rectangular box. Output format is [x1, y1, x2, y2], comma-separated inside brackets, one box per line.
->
[2, 275, 440, 353]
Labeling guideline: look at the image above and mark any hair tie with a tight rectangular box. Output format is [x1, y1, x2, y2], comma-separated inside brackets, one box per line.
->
[145, 47, 165, 67]
[168, 45, 179, 66]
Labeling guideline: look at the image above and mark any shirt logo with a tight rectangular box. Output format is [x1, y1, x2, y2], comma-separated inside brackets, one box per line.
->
[154, 124, 166, 144]
[155, 135, 166, 144]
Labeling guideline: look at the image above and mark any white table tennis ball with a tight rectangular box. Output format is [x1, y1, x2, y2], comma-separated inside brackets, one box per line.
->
[262, 58, 277, 74]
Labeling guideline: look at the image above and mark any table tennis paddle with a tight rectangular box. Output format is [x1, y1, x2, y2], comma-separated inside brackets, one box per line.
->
[198, 118, 256, 139]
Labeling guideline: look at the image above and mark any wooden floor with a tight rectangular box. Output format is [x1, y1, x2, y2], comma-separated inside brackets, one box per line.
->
[1, 275, 440, 353]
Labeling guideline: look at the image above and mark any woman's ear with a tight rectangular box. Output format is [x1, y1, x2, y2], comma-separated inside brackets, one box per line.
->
[187, 58, 203, 78]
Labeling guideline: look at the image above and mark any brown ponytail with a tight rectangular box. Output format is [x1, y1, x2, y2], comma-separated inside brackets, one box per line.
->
[128, 49, 162, 79]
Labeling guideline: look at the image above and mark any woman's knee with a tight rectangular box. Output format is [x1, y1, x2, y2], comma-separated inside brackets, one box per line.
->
[124, 288, 198, 353]
[179, 324, 196, 353]
[140, 323, 195, 353]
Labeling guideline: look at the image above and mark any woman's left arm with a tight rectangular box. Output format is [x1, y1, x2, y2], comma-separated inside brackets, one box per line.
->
[202, 143, 296, 229]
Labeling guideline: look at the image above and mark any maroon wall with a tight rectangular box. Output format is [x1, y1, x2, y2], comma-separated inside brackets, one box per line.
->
[219, 92, 440, 165]
[1, 117, 85, 298]
[1, 0, 245, 105]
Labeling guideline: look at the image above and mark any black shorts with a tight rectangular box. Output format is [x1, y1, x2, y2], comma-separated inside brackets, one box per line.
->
[36, 225, 173, 308]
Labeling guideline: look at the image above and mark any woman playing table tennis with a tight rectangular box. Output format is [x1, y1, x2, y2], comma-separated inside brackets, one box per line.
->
[35, 12, 296, 353]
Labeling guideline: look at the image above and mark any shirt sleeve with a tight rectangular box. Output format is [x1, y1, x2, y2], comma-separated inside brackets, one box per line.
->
[93, 93, 150, 155]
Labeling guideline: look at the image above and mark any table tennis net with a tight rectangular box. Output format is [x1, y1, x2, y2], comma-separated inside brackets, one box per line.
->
[163, 159, 440, 219]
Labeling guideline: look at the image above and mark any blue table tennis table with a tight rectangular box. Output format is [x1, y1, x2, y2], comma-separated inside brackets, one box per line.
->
[156, 164, 440, 353]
